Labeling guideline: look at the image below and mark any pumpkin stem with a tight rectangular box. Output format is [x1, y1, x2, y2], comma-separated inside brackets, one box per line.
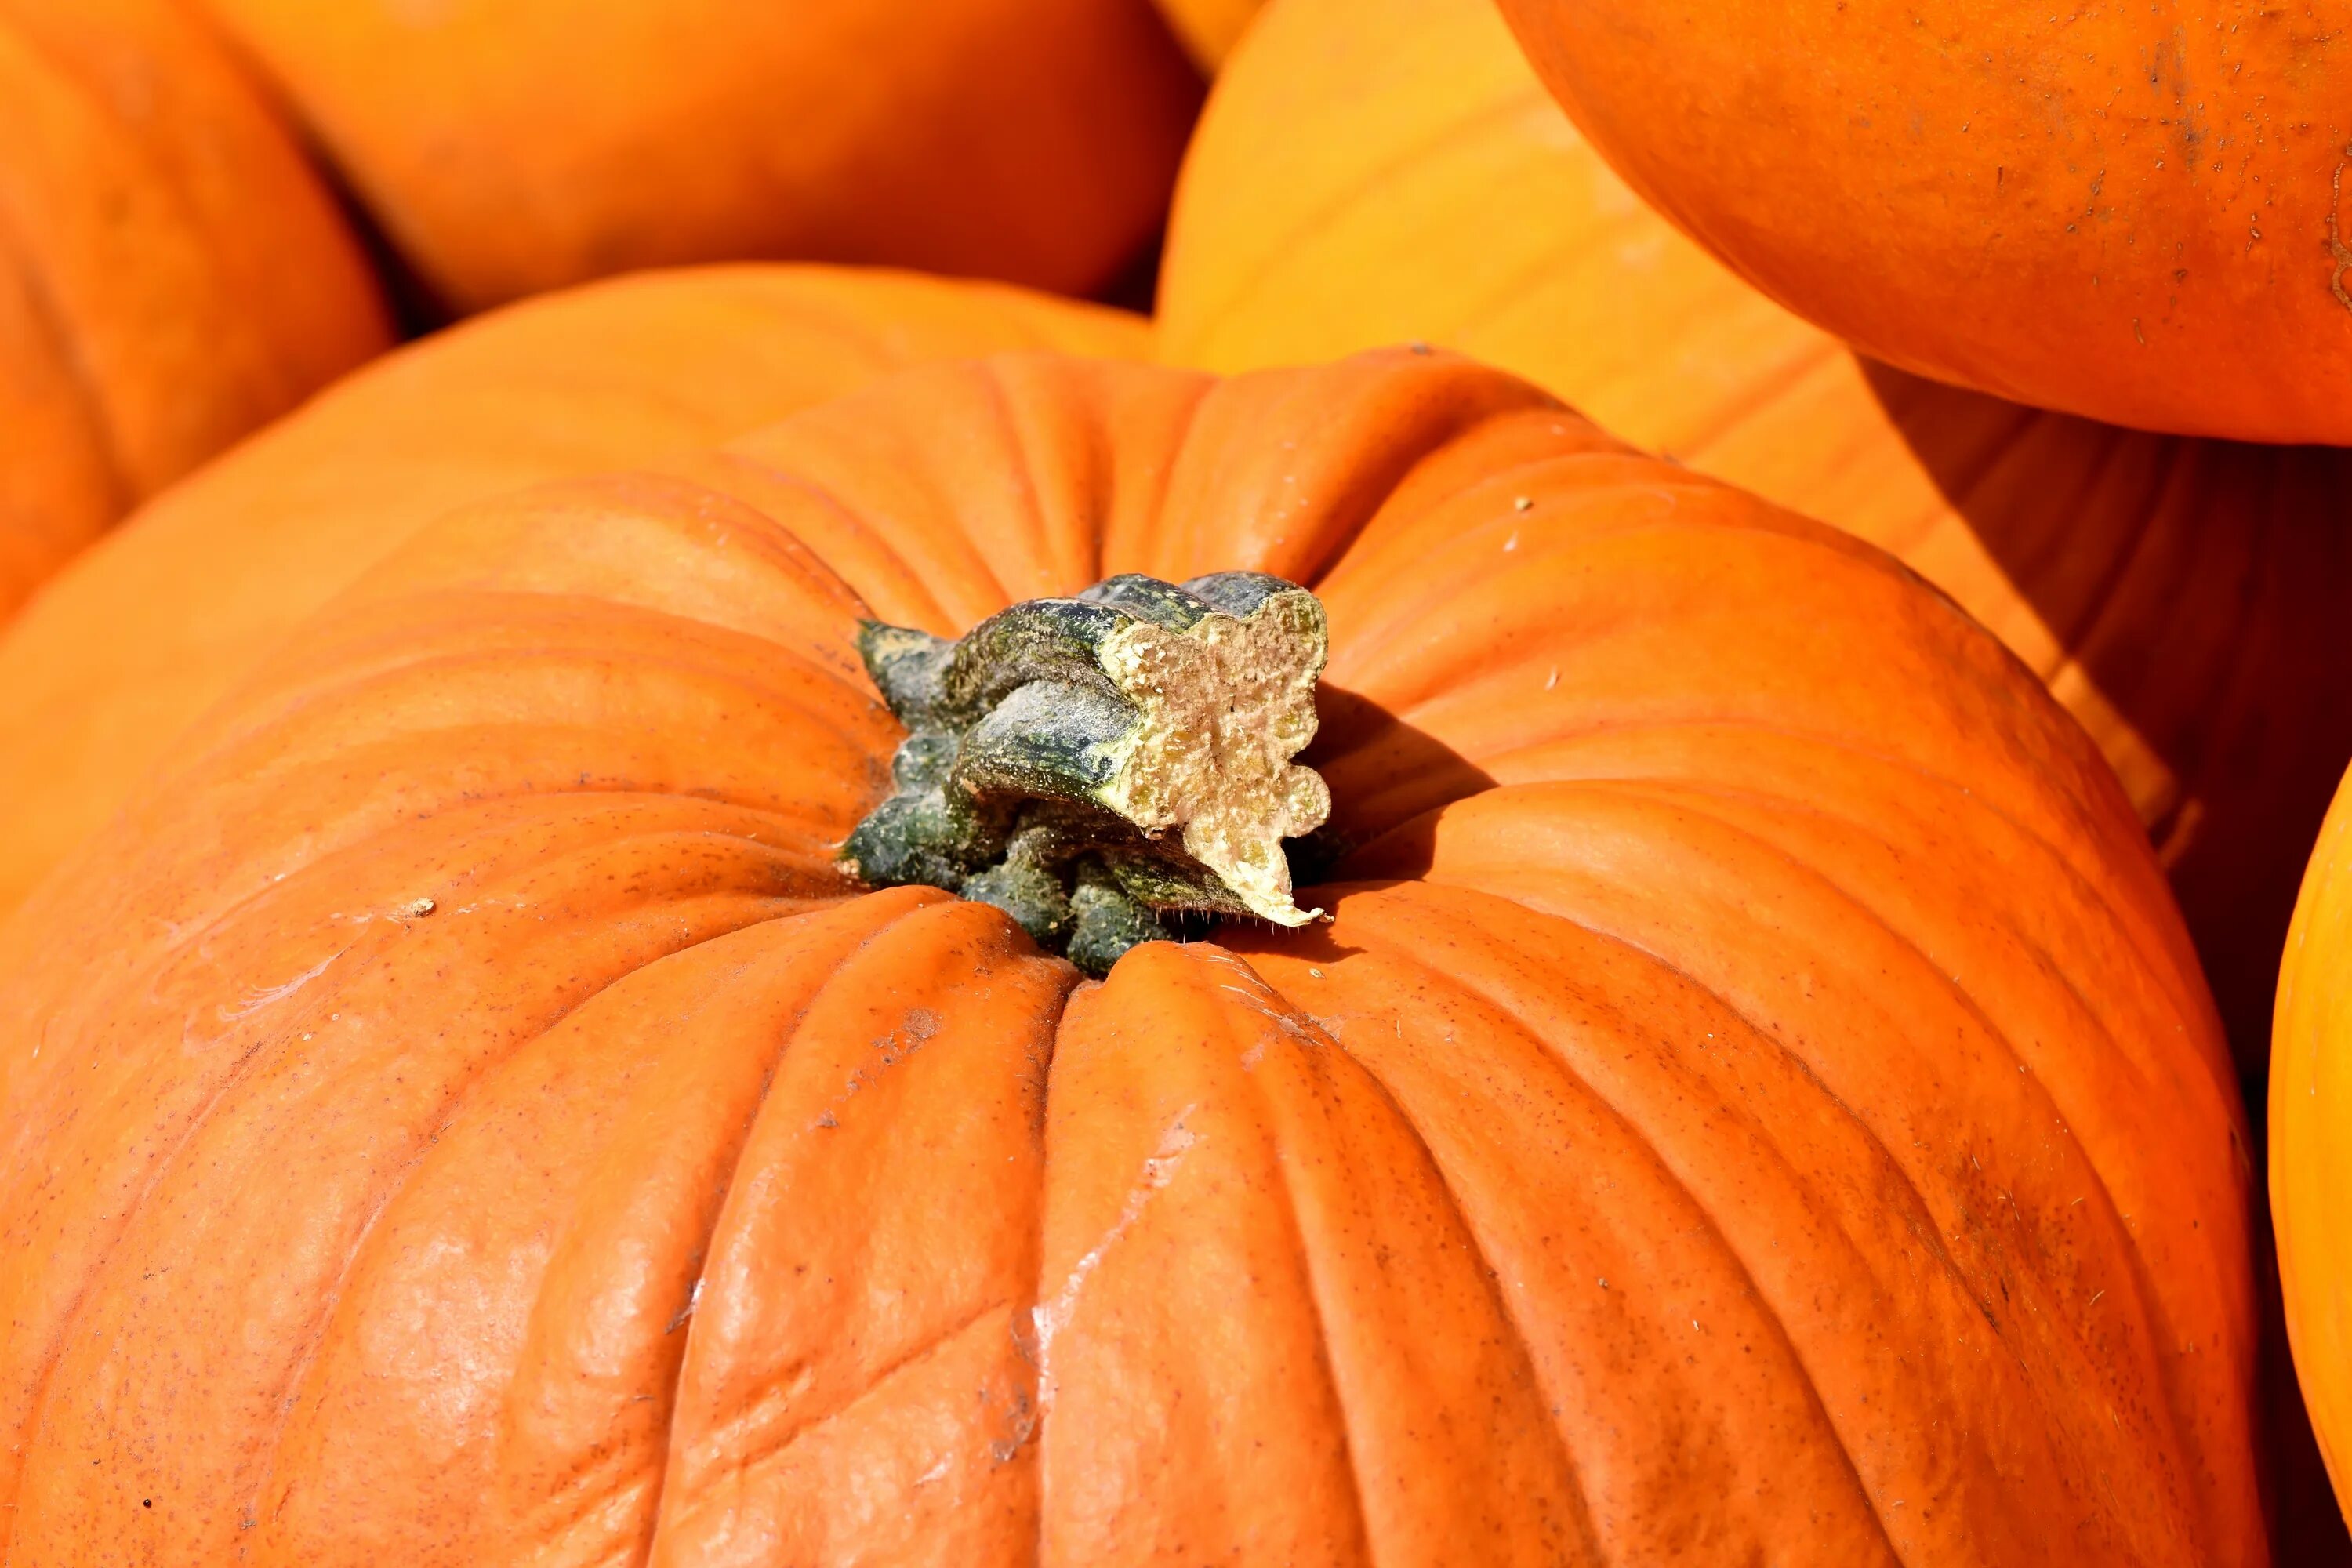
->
[840, 572, 1332, 975]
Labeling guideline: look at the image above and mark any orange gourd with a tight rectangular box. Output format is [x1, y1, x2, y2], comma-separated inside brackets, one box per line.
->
[1157, 0, 2352, 1083]
[0, 0, 390, 618]
[194, 0, 1203, 315]
[0, 263, 1146, 920]
[2278, 768, 2352, 1522]
[0, 350, 2263, 1563]
[1490, 0, 2352, 443]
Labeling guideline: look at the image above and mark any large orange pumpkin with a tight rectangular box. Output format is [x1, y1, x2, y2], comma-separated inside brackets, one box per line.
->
[2278, 768, 2352, 1520]
[0, 350, 2263, 1563]
[1488, 0, 2352, 444]
[1157, 0, 2352, 1087]
[0, 0, 390, 618]
[0, 264, 1145, 922]
[193, 0, 1203, 315]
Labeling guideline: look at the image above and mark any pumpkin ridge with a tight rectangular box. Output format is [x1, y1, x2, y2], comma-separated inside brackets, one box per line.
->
[0, 912, 404, 1552]
[1287, 959, 1610, 1548]
[1334, 889, 2185, 1556]
[1305, 905, 1904, 1557]
[477, 890, 949, 1563]
[232, 891, 860, 1546]
[1439, 746, 2198, 1035]
[684, 450, 964, 635]
[1396, 795, 2230, 1537]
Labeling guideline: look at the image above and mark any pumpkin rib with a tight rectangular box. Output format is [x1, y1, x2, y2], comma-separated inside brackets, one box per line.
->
[1308, 893, 2031, 1555]
[1384, 789, 2245, 1538]
[53, 854, 827, 1548]
[1333, 728, 2212, 1090]
[1442, 754, 2202, 1051]
[1343, 884, 2209, 1558]
[665, 452, 965, 637]
[0, 912, 405, 1552]
[1227, 962, 1595, 1544]
[1334, 916, 1906, 1556]
[1222, 1043, 1385, 1563]
[492, 889, 954, 1564]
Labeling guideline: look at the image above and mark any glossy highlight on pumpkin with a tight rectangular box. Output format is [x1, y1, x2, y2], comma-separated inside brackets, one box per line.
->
[0, 350, 2263, 1563]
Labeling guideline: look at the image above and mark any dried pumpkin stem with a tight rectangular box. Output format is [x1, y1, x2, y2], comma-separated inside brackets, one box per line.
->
[840, 572, 1332, 975]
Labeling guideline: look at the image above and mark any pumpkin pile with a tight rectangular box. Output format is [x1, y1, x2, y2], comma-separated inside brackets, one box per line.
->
[0, 2, 2344, 1562]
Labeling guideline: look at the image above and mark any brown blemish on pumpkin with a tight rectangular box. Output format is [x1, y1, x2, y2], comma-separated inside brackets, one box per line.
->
[2331, 147, 2352, 315]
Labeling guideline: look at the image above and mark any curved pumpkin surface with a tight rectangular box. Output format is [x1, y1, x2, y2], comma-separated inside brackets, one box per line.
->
[2278, 768, 2352, 1519]
[1156, 0, 2352, 1081]
[1150, 0, 1264, 71]
[0, 263, 1147, 923]
[0, 0, 390, 618]
[1488, 0, 2352, 444]
[196, 0, 1202, 314]
[0, 350, 2261, 1564]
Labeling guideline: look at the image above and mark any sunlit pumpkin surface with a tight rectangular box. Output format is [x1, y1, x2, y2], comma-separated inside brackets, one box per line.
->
[0, 350, 2261, 1563]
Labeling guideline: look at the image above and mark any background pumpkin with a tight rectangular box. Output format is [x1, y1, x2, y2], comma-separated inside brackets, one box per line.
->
[0, 349, 2263, 1563]
[0, 263, 1145, 921]
[1149, 0, 1264, 71]
[1487, 0, 2352, 444]
[191, 0, 1203, 317]
[1156, 0, 2352, 1096]
[2278, 768, 2352, 1522]
[0, 0, 390, 619]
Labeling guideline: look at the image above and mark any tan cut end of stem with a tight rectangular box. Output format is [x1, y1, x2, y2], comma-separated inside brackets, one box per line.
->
[1094, 590, 1330, 924]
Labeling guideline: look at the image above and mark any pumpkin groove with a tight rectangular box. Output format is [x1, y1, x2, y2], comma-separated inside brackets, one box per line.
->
[0, 350, 2261, 1563]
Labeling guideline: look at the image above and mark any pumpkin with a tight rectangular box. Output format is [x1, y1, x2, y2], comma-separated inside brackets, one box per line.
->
[1487, 0, 2352, 444]
[2278, 768, 2352, 1522]
[0, 349, 2262, 1563]
[1156, 0, 2352, 1089]
[0, 0, 390, 619]
[1150, 0, 1265, 71]
[192, 0, 1202, 315]
[0, 264, 1145, 921]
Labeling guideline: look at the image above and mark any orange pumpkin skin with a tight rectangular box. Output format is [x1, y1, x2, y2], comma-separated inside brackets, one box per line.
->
[0, 264, 1146, 924]
[195, 0, 1202, 315]
[1157, 0, 2352, 1083]
[0, 0, 390, 618]
[1488, 0, 2352, 444]
[0, 350, 2263, 1563]
[2278, 770, 2352, 1519]
[1150, 0, 1264, 71]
